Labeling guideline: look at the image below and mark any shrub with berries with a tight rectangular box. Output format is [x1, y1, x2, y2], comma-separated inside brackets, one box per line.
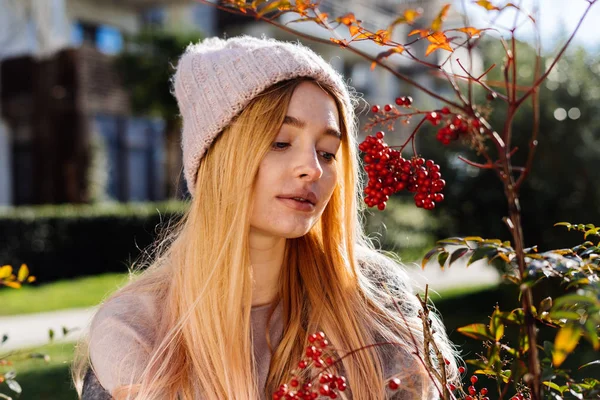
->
[213, 1, 600, 399]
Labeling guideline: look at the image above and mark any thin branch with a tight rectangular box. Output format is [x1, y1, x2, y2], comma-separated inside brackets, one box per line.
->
[515, 0, 597, 108]
[197, 0, 466, 110]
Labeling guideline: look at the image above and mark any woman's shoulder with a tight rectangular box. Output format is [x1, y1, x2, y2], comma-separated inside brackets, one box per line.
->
[88, 289, 161, 394]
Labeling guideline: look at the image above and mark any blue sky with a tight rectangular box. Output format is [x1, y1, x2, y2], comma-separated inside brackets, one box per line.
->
[454, 0, 600, 52]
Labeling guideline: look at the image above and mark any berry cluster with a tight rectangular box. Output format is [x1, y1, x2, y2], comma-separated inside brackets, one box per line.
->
[359, 132, 445, 211]
[425, 109, 481, 146]
[371, 96, 413, 114]
[462, 375, 490, 400]
[274, 332, 410, 399]
[273, 331, 347, 399]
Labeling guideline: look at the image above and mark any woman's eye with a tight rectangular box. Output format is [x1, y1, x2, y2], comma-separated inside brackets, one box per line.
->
[271, 142, 336, 162]
[320, 152, 336, 162]
[272, 142, 290, 150]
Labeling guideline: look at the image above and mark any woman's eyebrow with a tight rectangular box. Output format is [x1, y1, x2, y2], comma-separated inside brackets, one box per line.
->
[283, 115, 342, 139]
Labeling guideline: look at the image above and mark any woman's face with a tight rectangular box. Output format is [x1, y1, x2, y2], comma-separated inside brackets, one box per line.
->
[250, 81, 342, 239]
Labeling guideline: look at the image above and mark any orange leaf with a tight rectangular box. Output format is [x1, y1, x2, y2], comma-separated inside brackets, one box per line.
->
[373, 29, 391, 45]
[3, 281, 21, 289]
[373, 46, 404, 69]
[431, 3, 451, 32]
[475, 0, 500, 10]
[336, 12, 356, 26]
[425, 31, 453, 56]
[349, 25, 361, 37]
[458, 27, 483, 37]
[257, 0, 291, 16]
[330, 38, 349, 47]
[27, 275, 36, 283]
[409, 28, 430, 38]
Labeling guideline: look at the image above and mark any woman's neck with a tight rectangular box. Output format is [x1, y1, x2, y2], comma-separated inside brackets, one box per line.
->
[248, 230, 286, 306]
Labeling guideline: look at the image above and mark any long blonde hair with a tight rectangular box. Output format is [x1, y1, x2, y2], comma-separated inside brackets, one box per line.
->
[72, 77, 459, 399]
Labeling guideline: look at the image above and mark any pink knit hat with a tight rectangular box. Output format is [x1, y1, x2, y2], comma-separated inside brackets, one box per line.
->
[172, 34, 356, 196]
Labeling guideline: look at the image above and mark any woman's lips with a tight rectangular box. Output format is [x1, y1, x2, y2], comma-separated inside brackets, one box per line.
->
[277, 197, 316, 211]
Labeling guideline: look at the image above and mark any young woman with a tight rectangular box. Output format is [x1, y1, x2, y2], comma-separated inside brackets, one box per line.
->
[73, 35, 459, 400]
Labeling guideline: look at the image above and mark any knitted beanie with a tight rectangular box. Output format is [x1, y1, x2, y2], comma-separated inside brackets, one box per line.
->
[171, 34, 356, 196]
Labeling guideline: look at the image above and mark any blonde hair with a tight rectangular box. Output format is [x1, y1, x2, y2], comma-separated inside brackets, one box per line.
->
[72, 77, 459, 399]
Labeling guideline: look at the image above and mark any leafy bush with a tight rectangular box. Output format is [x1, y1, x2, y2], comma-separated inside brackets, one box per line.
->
[0, 201, 185, 283]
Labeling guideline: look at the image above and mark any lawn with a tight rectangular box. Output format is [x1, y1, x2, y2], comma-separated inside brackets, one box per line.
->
[0, 342, 78, 400]
[0, 273, 129, 316]
[0, 284, 501, 400]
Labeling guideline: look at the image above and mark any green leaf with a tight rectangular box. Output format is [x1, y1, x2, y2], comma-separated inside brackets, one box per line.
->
[1, 334, 8, 344]
[553, 324, 582, 366]
[467, 246, 497, 266]
[448, 247, 469, 265]
[438, 251, 450, 269]
[554, 222, 573, 229]
[578, 360, 600, 370]
[548, 310, 582, 321]
[421, 247, 442, 269]
[553, 294, 597, 308]
[48, 328, 55, 341]
[457, 323, 493, 341]
[464, 236, 484, 242]
[540, 297, 553, 312]
[583, 319, 599, 350]
[544, 381, 562, 392]
[7, 379, 21, 394]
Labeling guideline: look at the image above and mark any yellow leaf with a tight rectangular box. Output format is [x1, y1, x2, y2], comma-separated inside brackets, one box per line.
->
[0, 265, 12, 279]
[475, 0, 500, 10]
[18, 264, 29, 282]
[431, 4, 451, 32]
[27, 275, 36, 283]
[553, 325, 582, 366]
[3, 281, 21, 289]
[458, 27, 483, 37]
[403, 8, 422, 23]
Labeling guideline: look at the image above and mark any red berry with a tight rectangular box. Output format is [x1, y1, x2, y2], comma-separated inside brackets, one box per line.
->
[395, 97, 404, 106]
[298, 360, 307, 369]
[468, 386, 477, 396]
[376, 131, 385, 139]
[388, 378, 401, 390]
[384, 104, 393, 112]
[371, 105, 380, 113]
[291, 378, 299, 387]
[444, 358, 450, 365]
[481, 388, 488, 395]
[470, 375, 478, 384]
[458, 366, 466, 374]
[441, 106, 451, 114]
[486, 92, 497, 101]
[448, 383, 456, 391]
[403, 96, 413, 106]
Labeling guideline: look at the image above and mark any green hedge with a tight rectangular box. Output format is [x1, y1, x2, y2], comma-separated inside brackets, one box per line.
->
[0, 201, 186, 283]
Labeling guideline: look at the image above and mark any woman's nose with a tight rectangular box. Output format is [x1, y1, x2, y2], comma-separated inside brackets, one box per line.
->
[294, 148, 323, 181]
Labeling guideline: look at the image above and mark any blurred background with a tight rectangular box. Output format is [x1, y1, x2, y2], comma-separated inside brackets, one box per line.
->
[0, 0, 598, 398]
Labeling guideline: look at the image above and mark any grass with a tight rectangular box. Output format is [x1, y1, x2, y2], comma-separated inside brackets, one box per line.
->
[0, 342, 78, 400]
[0, 284, 501, 400]
[0, 273, 129, 316]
